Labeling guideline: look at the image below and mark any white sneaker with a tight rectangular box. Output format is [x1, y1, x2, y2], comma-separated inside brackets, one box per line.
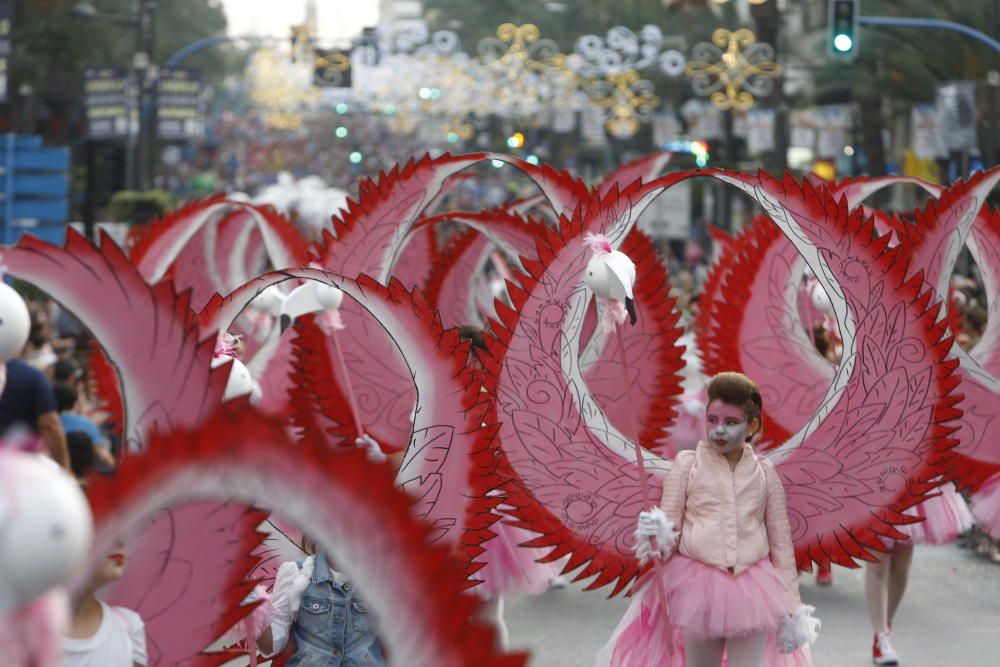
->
[872, 631, 899, 665]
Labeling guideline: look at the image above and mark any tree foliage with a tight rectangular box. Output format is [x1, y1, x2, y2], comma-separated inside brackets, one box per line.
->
[10, 0, 237, 135]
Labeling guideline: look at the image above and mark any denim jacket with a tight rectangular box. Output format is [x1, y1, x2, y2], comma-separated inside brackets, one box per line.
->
[289, 554, 387, 667]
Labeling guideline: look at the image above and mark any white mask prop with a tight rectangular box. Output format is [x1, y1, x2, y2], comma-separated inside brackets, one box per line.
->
[705, 401, 752, 455]
[249, 285, 286, 318]
[279, 282, 344, 333]
[810, 282, 835, 317]
[210, 355, 254, 401]
[583, 233, 638, 327]
[0, 451, 93, 614]
[0, 283, 30, 362]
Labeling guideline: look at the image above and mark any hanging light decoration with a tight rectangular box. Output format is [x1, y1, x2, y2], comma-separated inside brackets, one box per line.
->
[684, 28, 781, 111]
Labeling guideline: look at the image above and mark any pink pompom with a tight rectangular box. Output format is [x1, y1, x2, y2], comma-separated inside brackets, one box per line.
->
[583, 232, 613, 256]
[0, 589, 70, 667]
[319, 309, 346, 332]
[220, 585, 273, 649]
[214, 332, 239, 359]
[600, 301, 628, 332]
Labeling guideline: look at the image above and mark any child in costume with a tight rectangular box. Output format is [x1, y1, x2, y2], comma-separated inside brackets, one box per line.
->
[253, 539, 386, 666]
[62, 542, 147, 667]
[865, 482, 973, 665]
[597, 372, 817, 667]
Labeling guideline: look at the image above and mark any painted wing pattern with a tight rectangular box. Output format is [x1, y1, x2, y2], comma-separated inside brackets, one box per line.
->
[701, 216, 833, 448]
[84, 405, 525, 667]
[0, 230, 225, 450]
[710, 170, 964, 569]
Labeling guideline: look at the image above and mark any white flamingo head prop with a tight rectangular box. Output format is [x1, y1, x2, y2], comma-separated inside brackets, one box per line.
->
[810, 282, 835, 316]
[0, 451, 93, 614]
[0, 283, 30, 363]
[279, 282, 344, 333]
[584, 233, 638, 325]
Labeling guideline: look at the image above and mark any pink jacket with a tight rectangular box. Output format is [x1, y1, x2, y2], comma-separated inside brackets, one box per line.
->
[660, 441, 800, 603]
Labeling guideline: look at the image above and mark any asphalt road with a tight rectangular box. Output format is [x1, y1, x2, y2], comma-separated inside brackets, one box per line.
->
[505, 544, 1000, 667]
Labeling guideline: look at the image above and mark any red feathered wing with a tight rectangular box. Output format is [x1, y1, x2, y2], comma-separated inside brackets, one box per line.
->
[200, 269, 496, 570]
[705, 169, 963, 569]
[0, 230, 225, 450]
[84, 405, 526, 667]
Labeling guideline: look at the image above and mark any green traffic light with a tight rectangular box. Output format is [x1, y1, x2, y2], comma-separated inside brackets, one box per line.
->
[833, 33, 854, 52]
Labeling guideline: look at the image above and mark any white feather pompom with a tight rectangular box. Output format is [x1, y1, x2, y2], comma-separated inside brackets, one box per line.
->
[633, 508, 678, 565]
[778, 604, 821, 654]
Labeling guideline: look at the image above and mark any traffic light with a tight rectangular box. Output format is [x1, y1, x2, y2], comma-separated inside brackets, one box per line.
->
[828, 0, 859, 60]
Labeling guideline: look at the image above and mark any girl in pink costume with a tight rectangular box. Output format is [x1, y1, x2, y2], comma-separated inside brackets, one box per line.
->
[597, 372, 817, 667]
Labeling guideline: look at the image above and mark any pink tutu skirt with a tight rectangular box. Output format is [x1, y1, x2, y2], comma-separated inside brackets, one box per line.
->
[596, 556, 812, 667]
[971, 473, 1000, 540]
[890, 483, 974, 546]
[473, 521, 562, 598]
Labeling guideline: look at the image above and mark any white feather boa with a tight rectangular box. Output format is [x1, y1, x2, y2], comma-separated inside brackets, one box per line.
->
[778, 604, 821, 654]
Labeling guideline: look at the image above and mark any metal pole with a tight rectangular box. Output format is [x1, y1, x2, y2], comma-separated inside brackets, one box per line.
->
[859, 16, 1000, 53]
[990, 0, 999, 168]
[144, 0, 158, 190]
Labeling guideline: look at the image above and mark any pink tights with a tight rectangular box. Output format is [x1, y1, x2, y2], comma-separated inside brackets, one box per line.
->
[683, 630, 768, 667]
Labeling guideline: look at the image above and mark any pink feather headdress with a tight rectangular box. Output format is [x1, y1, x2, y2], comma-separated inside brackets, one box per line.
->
[583, 232, 613, 256]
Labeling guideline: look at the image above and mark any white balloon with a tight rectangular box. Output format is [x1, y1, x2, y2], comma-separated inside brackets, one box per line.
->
[0, 283, 30, 363]
[0, 452, 93, 614]
[210, 356, 254, 401]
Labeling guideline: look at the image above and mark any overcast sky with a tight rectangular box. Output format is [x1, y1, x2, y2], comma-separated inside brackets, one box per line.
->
[221, 0, 380, 41]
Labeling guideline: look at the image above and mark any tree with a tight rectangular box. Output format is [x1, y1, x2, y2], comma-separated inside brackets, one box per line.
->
[805, 0, 995, 176]
[7, 0, 238, 140]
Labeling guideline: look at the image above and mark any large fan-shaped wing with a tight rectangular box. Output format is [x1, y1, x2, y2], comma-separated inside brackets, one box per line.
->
[132, 200, 309, 286]
[969, 207, 1000, 376]
[709, 170, 963, 569]
[100, 502, 267, 666]
[701, 216, 832, 448]
[83, 406, 525, 667]
[829, 175, 943, 205]
[200, 269, 496, 567]
[597, 151, 672, 198]
[0, 231, 224, 450]
[422, 208, 549, 328]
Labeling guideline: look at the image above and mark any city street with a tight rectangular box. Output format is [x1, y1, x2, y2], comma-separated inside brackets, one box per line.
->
[507, 545, 1000, 666]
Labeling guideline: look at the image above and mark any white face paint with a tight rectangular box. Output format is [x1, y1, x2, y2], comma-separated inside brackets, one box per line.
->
[705, 401, 751, 454]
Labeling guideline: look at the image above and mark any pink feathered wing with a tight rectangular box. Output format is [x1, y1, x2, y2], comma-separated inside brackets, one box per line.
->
[0, 230, 226, 450]
[481, 169, 961, 601]
[84, 405, 527, 667]
[200, 268, 497, 572]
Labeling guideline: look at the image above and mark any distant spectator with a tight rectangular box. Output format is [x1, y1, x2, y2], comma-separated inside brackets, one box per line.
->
[0, 358, 69, 468]
[55, 382, 114, 471]
[67, 431, 97, 483]
[53, 358, 82, 384]
[23, 314, 58, 371]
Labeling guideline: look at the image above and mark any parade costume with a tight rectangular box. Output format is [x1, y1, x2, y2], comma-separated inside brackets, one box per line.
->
[4, 148, 1000, 667]
[598, 441, 813, 667]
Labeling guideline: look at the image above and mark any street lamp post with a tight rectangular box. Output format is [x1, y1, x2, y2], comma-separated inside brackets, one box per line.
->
[70, 1, 157, 191]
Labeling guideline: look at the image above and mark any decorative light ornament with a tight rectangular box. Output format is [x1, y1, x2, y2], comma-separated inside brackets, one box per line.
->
[477, 23, 576, 122]
[684, 28, 781, 111]
[588, 69, 660, 139]
[570, 25, 687, 79]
